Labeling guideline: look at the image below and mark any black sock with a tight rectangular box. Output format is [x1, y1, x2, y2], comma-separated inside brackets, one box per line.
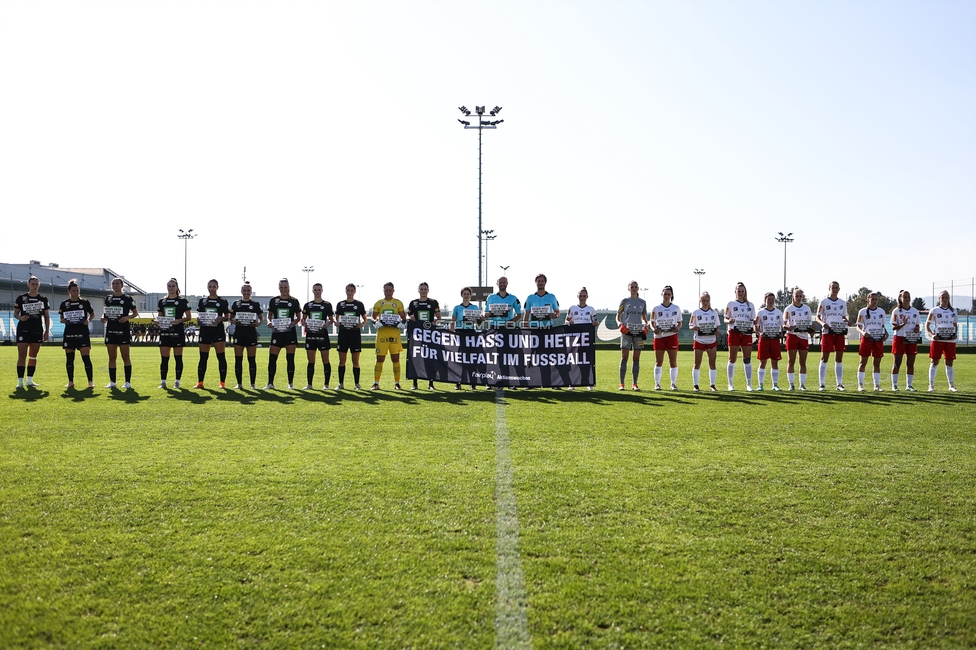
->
[324, 363, 332, 386]
[235, 356, 243, 385]
[216, 353, 227, 382]
[17, 365, 25, 379]
[198, 350, 210, 382]
[286, 354, 295, 383]
[174, 356, 183, 380]
[248, 357, 257, 384]
[65, 351, 76, 383]
[82, 355, 93, 382]
[268, 353, 278, 383]
[338, 365, 346, 385]
[124, 365, 132, 383]
[160, 357, 170, 380]
[307, 363, 315, 385]
[353, 367, 361, 385]
[109, 367, 117, 383]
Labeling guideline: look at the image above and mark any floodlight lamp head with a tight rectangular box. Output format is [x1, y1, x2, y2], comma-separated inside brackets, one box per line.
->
[476, 106, 485, 115]
[458, 119, 470, 126]
[458, 106, 470, 115]
[490, 106, 502, 115]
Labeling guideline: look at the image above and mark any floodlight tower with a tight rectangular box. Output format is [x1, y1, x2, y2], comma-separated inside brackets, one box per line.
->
[694, 269, 706, 297]
[302, 266, 315, 303]
[458, 105, 504, 288]
[177, 229, 196, 294]
[481, 229, 496, 284]
[775, 233, 794, 306]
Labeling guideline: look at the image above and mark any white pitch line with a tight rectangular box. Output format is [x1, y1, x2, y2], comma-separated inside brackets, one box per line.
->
[495, 390, 530, 649]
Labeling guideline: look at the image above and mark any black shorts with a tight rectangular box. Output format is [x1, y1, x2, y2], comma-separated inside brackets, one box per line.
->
[62, 333, 92, 350]
[234, 326, 258, 348]
[199, 325, 226, 345]
[105, 328, 132, 346]
[305, 334, 331, 351]
[337, 328, 362, 353]
[159, 330, 186, 348]
[17, 326, 43, 344]
[271, 329, 298, 348]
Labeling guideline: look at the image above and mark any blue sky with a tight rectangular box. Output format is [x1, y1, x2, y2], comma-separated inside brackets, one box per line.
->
[1, 0, 973, 309]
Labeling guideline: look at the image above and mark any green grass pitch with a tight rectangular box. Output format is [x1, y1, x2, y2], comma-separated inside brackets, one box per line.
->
[1, 344, 974, 648]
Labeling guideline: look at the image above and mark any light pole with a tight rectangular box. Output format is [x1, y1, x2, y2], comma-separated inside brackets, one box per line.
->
[694, 269, 706, 298]
[775, 233, 794, 307]
[458, 105, 504, 288]
[177, 229, 196, 294]
[302, 266, 315, 303]
[481, 229, 496, 283]
[642, 287, 649, 300]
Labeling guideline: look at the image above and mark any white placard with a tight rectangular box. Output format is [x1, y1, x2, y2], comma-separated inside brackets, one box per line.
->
[866, 325, 884, 339]
[104, 305, 124, 320]
[63, 310, 86, 324]
[305, 317, 324, 332]
[762, 322, 782, 337]
[22, 301, 45, 315]
[530, 305, 551, 318]
[489, 303, 510, 316]
[904, 331, 921, 344]
[272, 318, 292, 332]
[197, 311, 218, 326]
[734, 320, 753, 334]
[936, 325, 955, 340]
[156, 316, 174, 330]
[793, 319, 812, 332]
[234, 311, 256, 325]
[379, 313, 401, 327]
[339, 313, 360, 328]
[697, 323, 716, 336]
[463, 308, 482, 323]
[826, 315, 847, 334]
[657, 317, 675, 332]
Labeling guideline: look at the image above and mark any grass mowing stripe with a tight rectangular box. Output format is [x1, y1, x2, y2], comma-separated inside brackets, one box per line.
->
[494, 390, 530, 650]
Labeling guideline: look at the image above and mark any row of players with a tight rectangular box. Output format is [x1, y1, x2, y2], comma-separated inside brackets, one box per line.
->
[11, 276, 960, 393]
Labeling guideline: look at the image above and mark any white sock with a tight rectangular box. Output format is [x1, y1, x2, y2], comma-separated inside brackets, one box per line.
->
[744, 363, 753, 388]
[772, 369, 779, 386]
[758, 368, 766, 386]
[906, 373, 913, 387]
[858, 371, 865, 387]
[709, 369, 717, 386]
[873, 372, 881, 388]
[693, 369, 700, 386]
[819, 361, 827, 386]
[947, 366, 955, 385]
[787, 372, 795, 387]
[929, 364, 937, 386]
[835, 362, 844, 385]
[892, 374, 899, 389]
[670, 367, 678, 386]
[654, 366, 663, 386]
[727, 362, 735, 386]
[799, 373, 807, 387]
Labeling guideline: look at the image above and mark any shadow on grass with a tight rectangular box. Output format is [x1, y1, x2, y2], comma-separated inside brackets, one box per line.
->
[163, 388, 213, 404]
[106, 388, 151, 403]
[61, 386, 99, 403]
[7, 388, 51, 402]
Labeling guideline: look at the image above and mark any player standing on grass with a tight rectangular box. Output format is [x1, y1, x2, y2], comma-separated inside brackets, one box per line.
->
[59, 279, 95, 388]
[725, 282, 756, 391]
[816, 281, 849, 391]
[926, 290, 959, 392]
[889, 289, 921, 391]
[266, 278, 302, 390]
[371, 282, 407, 391]
[302, 282, 335, 390]
[690, 292, 720, 392]
[335, 284, 367, 390]
[783, 287, 813, 391]
[522, 273, 560, 329]
[102, 277, 138, 389]
[856, 291, 888, 392]
[617, 281, 648, 391]
[157, 278, 192, 389]
[407, 282, 440, 390]
[651, 285, 681, 391]
[485, 276, 521, 329]
[451, 287, 482, 390]
[566, 287, 597, 391]
[13, 275, 50, 389]
[755, 292, 784, 391]
[229, 282, 263, 389]
[195, 279, 230, 389]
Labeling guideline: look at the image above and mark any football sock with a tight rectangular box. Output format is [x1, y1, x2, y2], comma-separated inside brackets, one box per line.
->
[619, 359, 627, 384]
[393, 362, 401, 383]
[268, 353, 278, 383]
[65, 351, 75, 383]
[834, 362, 843, 385]
[771, 369, 779, 386]
[160, 357, 169, 380]
[248, 357, 257, 384]
[632, 359, 640, 384]
[174, 356, 183, 380]
[82, 355, 93, 382]
[324, 363, 332, 386]
[216, 353, 227, 382]
[819, 361, 827, 386]
[654, 366, 662, 386]
[235, 357, 243, 384]
[374, 362, 383, 383]
[198, 349, 209, 382]
[709, 369, 717, 386]
[670, 367, 678, 386]
[727, 362, 735, 386]
[109, 367, 118, 383]
[929, 364, 937, 386]
[124, 365, 132, 383]
[286, 353, 295, 383]
[307, 363, 315, 385]
[873, 372, 880, 388]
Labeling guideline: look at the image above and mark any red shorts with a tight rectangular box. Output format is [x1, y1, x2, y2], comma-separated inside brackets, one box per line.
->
[821, 332, 846, 353]
[653, 334, 679, 351]
[693, 339, 718, 350]
[757, 337, 782, 361]
[929, 340, 956, 361]
[858, 338, 884, 359]
[891, 337, 918, 356]
[728, 330, 753, 348]
[785, 333, 809, 351]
